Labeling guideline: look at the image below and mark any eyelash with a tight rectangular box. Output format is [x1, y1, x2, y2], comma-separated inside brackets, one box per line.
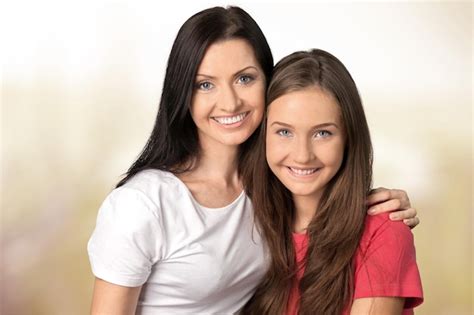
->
[195, 74, 255, 91]
[276, 130, 333, 138]
[277, 129, 292, 137]
[315, 130, 332, 138]
[195, 81, 214, 91]
[238, 74, 254, 85]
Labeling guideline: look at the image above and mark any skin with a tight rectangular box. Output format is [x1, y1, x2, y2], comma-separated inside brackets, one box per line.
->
[266, 87, 406, 313]
[350, 297, 405, 315]
[90, 39, 416, 314]
[90, 279, 141, 315]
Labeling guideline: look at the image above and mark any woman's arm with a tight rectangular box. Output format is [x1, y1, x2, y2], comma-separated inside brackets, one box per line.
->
[366, 188, 419, 228]
[350, 297, 405, 315]
[91, 278, 142, 315]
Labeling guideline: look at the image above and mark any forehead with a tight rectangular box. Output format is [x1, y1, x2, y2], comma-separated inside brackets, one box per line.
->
[197, 39, 260, 74]
[267, 88, 341, 125]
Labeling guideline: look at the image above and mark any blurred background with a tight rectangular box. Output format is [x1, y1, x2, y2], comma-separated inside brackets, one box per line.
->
[2, 0, 472, 314]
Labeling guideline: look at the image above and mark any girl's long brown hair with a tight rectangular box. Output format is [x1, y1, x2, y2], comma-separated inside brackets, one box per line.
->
[242, 49, 373, 315]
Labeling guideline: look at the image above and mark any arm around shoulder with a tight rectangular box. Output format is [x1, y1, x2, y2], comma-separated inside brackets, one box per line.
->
[91, 278, 142, 315]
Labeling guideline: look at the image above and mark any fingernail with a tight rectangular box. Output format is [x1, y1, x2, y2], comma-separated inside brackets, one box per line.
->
[389, 213, 398, 220]
[367, 208, 376, 215]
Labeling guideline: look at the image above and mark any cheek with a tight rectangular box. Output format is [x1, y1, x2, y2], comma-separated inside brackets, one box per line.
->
[317, 139, 344, 165]
[265, 134, 276, 165]
[253, 105, 264, 124]
[326, 142, 345, 169]
[248, 84, 265, 110]
[265, 135, 282, 166]
[190, 97, 202, 121]
[190, 94, 215, 118]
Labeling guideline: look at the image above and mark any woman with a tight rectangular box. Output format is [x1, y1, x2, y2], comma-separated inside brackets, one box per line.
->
[88, 6, 419, 314]
[242, 49, 423, 315]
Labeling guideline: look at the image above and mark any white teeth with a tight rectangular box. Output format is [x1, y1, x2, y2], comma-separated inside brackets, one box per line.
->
[289, 167, 318, 175]
[213, 112, 247, 125]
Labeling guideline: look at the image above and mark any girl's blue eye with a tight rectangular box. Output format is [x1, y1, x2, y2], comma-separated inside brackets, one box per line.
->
[196, 81, 213, 90]
[238, 75, 253, 84]
[277, 129, 292, 137]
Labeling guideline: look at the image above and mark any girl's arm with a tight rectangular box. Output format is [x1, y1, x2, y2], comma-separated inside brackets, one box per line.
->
[91, 278, 142, 315]
[366, 188, 419, 228]
[350, 297, 405, 315]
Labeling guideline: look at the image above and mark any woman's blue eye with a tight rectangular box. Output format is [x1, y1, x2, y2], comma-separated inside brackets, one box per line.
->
[277, 129, 292, 137]
[315, 130, 332, 138]
[238, 75, 253, 84]
[196, 81, 213, 90]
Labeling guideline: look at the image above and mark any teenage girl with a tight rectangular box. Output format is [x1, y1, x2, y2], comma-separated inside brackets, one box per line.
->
[242, 49, 423, 315]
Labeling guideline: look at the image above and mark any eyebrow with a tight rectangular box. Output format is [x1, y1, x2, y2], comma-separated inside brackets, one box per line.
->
[196, 66, 258, 79]
[270, 121, 339, 129]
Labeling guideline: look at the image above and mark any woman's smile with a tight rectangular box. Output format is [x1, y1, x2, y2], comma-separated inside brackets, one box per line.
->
[211, 111, 250, 127]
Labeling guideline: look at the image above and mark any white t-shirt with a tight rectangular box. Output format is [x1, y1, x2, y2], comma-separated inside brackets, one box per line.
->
[87, 169, 267, 314]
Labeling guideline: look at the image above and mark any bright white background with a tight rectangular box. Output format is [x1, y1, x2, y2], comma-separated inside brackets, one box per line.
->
[2, 1, 472, 314]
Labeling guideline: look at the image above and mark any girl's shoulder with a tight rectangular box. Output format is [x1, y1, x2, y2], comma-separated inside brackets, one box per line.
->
[354, 211, 423, 310]
[358, 212, 415, 258]
[361, 212, 412, 242]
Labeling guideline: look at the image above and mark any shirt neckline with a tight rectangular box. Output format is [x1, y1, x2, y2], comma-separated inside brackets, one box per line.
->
[164, 170, 246, 212]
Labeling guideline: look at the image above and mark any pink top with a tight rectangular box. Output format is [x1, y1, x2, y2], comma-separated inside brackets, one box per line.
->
[286, 213, 423, 315]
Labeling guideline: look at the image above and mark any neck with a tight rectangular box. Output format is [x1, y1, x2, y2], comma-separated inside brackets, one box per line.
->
[293, 192, 322, 233]
[192, 140, 240, 185]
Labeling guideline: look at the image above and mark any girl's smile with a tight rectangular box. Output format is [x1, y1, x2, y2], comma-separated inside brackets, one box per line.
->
[266, 87, 345, 201]
[286, 166, 322, 178]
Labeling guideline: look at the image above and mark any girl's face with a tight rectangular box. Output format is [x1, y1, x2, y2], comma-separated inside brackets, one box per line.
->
[191, 39, 265, 149]
[266, 87, 345, 201]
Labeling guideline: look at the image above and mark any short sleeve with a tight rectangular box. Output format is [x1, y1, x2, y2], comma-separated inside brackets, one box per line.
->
[87, 187, 163, 287]
[353, 213, 423, 310]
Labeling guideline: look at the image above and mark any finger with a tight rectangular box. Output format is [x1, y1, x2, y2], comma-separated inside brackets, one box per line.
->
[367, 188, 410, 208]
[366, 188, 391, 206]
[388, 208, 417, 221]
[368, 198, 406, 215]
[403, 217, 420, 229]
[369, 187, 387, 195]
[391, 188, 410, 203]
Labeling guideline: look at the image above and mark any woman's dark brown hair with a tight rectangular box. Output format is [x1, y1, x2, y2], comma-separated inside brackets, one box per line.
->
[117, 6, 273, 187]
[243, 49, 373, 314]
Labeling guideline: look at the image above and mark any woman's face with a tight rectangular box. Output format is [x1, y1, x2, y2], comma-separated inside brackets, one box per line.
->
[266, 87, 345, 201]
[191, 39, 265, 149]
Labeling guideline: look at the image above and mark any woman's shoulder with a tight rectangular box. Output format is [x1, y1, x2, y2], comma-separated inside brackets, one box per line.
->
[119, 169, 183, 198]
[99, 169, 185, 218]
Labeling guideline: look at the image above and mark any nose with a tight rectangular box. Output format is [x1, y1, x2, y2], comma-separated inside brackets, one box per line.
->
[292, 137, 315, 164]
[218, 84, 242, 112]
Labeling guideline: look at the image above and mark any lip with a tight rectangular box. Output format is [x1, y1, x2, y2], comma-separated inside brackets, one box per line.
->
[211, 111, 251, 129]
[286, 166, 321, 178]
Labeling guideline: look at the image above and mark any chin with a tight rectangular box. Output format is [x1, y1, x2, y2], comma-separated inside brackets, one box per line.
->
[290, 190, 318, 197]
[222, 132, 255, 146]
[284, 182, 324, 198]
